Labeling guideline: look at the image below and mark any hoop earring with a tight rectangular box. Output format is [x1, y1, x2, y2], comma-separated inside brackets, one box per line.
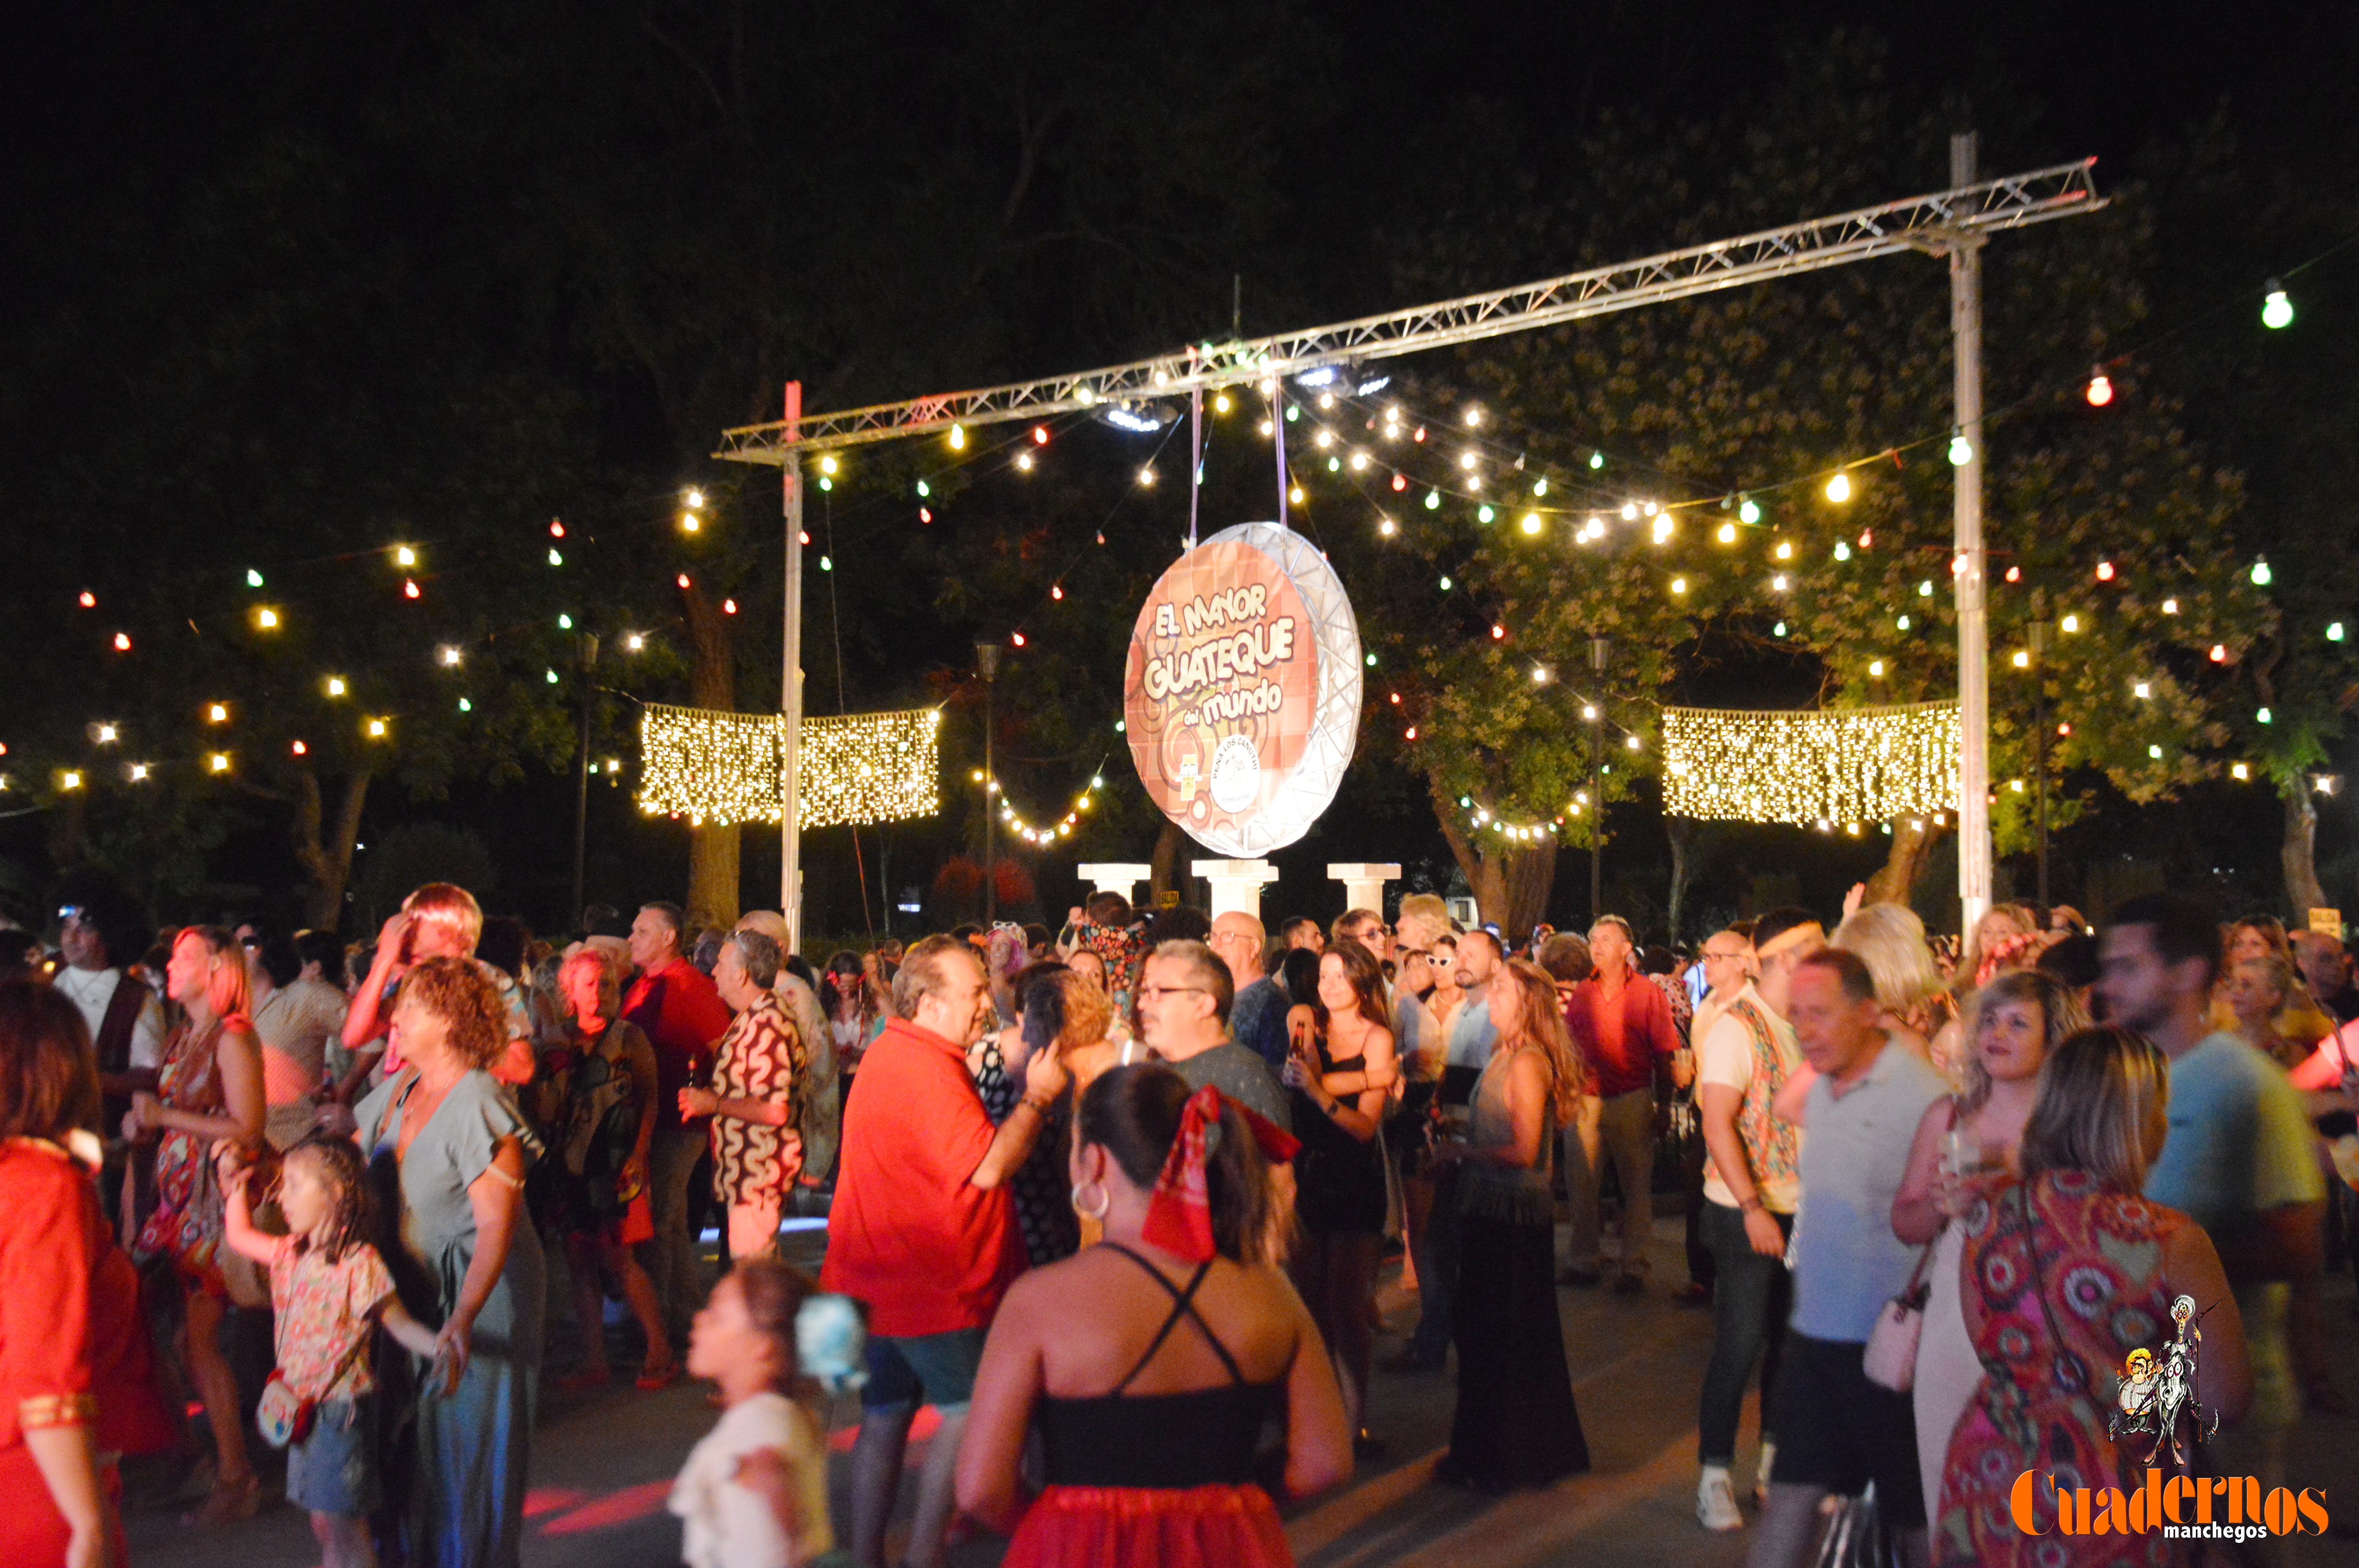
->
[1070, 1180, 1110, 1221]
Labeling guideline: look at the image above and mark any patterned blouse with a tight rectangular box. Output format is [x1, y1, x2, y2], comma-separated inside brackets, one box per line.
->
[707, 994, 806, 1206]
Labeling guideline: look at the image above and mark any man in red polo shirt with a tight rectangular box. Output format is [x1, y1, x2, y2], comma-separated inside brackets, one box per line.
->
[622, 900, 734, 1347]
[825, 934, 1065, 1568]
[1562, 914, 1688, 1292]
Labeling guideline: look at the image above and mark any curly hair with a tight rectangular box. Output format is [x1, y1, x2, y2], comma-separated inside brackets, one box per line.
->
[396, 955, 507, 1070]
[283, 1134, 380, 1265]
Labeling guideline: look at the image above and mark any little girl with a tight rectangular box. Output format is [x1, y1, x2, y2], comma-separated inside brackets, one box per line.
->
[222, 1136, 438, 1568]
[670, 1259, 852, 1568]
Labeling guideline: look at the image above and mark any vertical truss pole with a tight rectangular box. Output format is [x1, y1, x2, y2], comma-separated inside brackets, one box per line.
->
[1274, 387, 1289, 530]
[1189, 375, 1203, 549]
[780, 380, 805, 946]
[1949, 134, 1993, 934]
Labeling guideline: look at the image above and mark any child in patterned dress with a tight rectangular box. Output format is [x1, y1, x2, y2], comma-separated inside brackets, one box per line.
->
[222, 1136, 439, 1568]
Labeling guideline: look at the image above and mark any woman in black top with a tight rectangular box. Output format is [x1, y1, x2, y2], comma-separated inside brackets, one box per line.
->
[957, 1064, 1351, 1567]
[1281, 940, 1397, 1450]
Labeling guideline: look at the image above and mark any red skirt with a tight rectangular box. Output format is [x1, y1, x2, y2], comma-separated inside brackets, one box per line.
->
[1004, 1483, 1292, 1568]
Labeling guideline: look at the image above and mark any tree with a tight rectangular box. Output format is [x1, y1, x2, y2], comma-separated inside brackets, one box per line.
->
[1349, 36, 2268, 924]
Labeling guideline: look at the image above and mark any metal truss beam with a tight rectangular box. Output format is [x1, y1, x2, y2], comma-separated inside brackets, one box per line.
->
[716, 159, 2102, 462]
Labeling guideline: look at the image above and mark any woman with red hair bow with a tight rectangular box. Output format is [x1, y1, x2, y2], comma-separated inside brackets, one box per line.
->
[957, 1067, 1350, 1566]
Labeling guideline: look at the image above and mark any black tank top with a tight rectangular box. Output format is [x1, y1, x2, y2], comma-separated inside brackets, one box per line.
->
[1035, 1244, 1286, 1489]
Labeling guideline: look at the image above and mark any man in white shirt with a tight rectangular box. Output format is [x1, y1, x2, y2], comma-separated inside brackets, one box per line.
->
[1749, 946, 1944, 1568]
[1691, 914, 1809, 1530]
[55, 897, 165, 1094]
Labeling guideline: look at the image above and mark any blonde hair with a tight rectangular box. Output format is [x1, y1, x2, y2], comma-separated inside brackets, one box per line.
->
[2018, 1026, 2170, 1193]
[1956, 902, 2037, 996]
[395, 955, 506, 1070]
[1832, 902, 1942, 1019]
[1497, 958, 1587, 1120]
[1037, 967, 1112, 1057]
[403, 882, 484, 953]
[1956, 969, 2088, 1115]
[558, 948, 617, 1022]
[176, 926, 252, 1024]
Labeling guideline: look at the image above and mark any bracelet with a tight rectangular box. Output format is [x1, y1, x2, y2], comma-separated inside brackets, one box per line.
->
[1019, 1094, 1055, 1116]
[1738, 1196, 1764, 1214]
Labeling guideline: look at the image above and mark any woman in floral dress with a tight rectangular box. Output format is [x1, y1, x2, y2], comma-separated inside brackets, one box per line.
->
[127, 926, 265, 1525]
[1935, 1028, 2249, 1567]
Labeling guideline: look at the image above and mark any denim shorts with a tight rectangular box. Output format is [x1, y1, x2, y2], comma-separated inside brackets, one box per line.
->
[285, 1395, 380, 1517]
[860, 1327, 988, 1411]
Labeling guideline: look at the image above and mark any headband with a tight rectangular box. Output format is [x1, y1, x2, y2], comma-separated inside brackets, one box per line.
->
[1139, 1085, 1300, 1263]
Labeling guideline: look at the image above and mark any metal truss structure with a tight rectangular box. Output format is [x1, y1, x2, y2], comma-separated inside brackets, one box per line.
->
[715, 158, 2101, 462]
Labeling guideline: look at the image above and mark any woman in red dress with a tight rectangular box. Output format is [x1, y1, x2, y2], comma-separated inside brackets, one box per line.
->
[957, 1065, 1352, 1567]
[125, 927, 266, 1525]
[0, 981, 178, 1568]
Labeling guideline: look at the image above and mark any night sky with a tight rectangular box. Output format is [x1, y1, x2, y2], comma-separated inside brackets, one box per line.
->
[4, 0, 2353, 942]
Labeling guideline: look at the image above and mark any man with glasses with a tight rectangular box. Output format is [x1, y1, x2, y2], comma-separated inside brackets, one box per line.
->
[1333, 908, 1392, 971]
[1212, 912, 1289, 1072]
[1693, 910, 1815, 1530]
[55, 897, 165, 1104]
[1136, 938, 1290, 1131]
[827, 933, 1065, 1568]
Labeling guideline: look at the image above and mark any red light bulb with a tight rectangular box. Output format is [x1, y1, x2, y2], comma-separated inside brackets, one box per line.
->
[2086, 373, 2113, 408]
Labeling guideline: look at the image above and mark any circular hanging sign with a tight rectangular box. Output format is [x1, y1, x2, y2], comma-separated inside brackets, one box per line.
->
[1123, 522, 1361, 857]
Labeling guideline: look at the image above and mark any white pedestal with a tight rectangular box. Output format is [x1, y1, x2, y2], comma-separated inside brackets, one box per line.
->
[1076, 863, 1153, 900]
[1191, 859, 1279, 919]
[1327, 862, 1401, 916]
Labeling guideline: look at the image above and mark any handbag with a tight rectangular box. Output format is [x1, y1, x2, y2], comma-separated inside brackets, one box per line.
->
[256, 1325, 374, 1448]
[1861, 1237, 1937, 1392]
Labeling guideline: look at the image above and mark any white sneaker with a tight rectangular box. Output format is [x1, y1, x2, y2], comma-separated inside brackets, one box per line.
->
[1754, 1442, 1776, 1503]
[1697, 1468, 1744, 1532]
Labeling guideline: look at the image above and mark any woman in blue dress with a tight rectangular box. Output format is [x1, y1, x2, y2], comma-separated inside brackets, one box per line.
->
[354, 955, 545, 1568]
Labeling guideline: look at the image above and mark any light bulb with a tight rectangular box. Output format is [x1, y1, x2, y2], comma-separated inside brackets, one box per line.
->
[2252, 559, 2273, 586]
[2096, 561, 2115, 582]
[1774, 540, 1792, 560]
[1520, 513, 1542, 535]
[395, 545, 416, 567]
[2161, 598, 2178, 614]
[1717, 522, 1736, 543]
[247, 569, 264, 588]
[1477, 505, 1495, 524]
[1834, 542, 1852, 562]
[2060, 615, 2080, 633]
[1589, 451, 1605, 469]
[1740, 498, 1761, 525]
[255, 608, 279, 628]
[326, 676, 346, 696]
[2086, 372, 2114, 407]
[2262, 284, 2294, 330]
[685, 488, 705, 509]
[2330, 622, 2346, 642]
[1772, 574, 1788, 590]
[1948, 434, 1973, 466]
[1826, 472, 1852, 503]
[548, 549, 563, 566]
[948, 423, 967, 450]
[1919, 580, 1934, 597]
[1868, 660, 1885, 677]
[2012, 650, 2030, 668]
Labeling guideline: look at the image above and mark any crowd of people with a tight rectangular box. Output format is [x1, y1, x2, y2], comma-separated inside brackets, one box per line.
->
[0, 870, 2348, 1568]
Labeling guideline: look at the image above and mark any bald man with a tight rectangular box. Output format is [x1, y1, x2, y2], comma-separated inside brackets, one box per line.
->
[1213, 911, 1289, 1071]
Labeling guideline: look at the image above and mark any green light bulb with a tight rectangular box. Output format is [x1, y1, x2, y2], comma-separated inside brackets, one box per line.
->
[1739, 498, 1761, 525]
[246, 569, 264, 588]
[2263, 287, 2294, 330]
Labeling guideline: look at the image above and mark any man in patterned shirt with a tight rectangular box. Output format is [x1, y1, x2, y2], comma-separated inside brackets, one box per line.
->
[678, 929, 803, 1261]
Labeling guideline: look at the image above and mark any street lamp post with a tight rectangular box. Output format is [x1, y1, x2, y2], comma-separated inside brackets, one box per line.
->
[978, 642, 1001, 925]
[1589, 636, 1608, 922]
[571, 632, 600, 920]
[2028, 606, 2052, 911]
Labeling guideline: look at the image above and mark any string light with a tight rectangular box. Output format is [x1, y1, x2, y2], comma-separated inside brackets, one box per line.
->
[403, 579, 420, 599]
[246, 569, 264, 588]
[636, 704, 943, 828]
[1660, 702, 1959, 825]
[1948, 433, 1972, 466]
[395, 546, 416, 567]
[207, 703, 229, 723]
[1774, 540, 1792, 560]
[550, 520, 565, 537]
[2162, 598, 2178, 614]
[80, 592, 96, 608]
[681, 512, 701, 532]
[2096, 561, 2115, 581]
[2262, 281, 2294, 330]
[1825, 473, 1852, 503]
[366, 718, 388, 738]
[325, 677, 347, 697]
[625, 633, 645, 651]
[685, 488, 705, 509]
[949, 424, 967, 450]
[2232, 763, 2251, 780]
[1717, 522, 1737, 543]
[2086, 371, 2114, 407]
[1520, 513, 1543, 535]
[209, 753, 230, 773]
[994, 767, 1109, 846]
[549, 549, 563, 566]
[254, 608, 280, 629]
[2252, 559, 2273, 586]
[1740, 498, 1762, 525]
[439, 646, 463, 667]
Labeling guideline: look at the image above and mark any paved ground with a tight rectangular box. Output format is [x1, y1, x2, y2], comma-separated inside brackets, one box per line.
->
[128, 1216, 2359, 1566]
